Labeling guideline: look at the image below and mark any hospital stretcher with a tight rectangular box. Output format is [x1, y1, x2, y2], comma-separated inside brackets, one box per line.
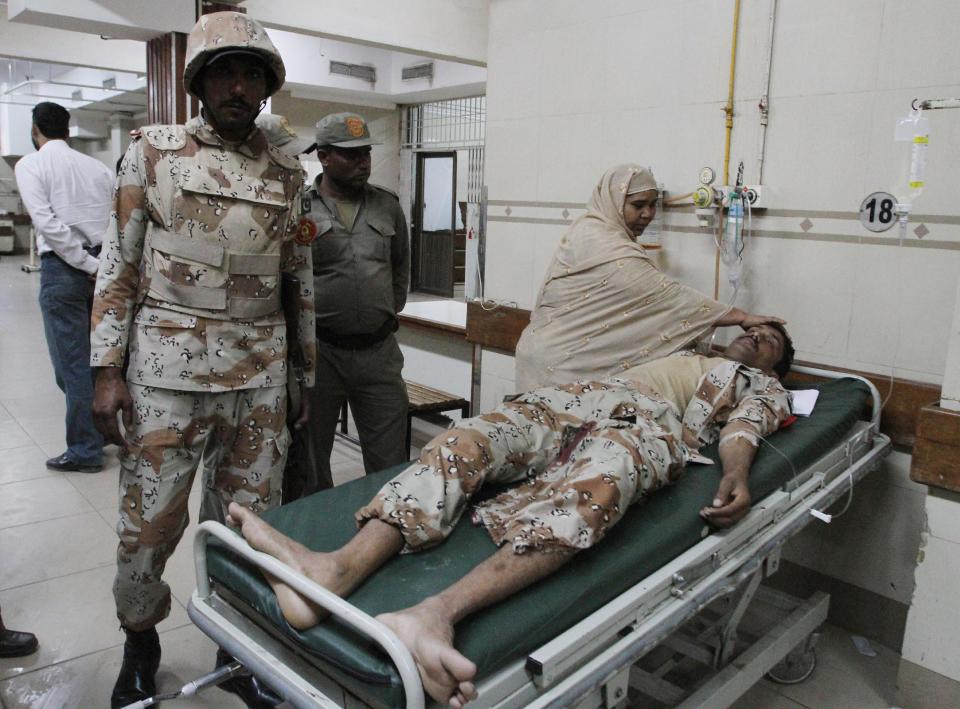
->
[188, 367, 890, 708]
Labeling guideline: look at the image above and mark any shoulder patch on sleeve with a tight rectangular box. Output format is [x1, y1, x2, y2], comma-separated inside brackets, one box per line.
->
[369, 182, 400, 201]
[266, 144, 304, 171]
[141, 125, 187, 151]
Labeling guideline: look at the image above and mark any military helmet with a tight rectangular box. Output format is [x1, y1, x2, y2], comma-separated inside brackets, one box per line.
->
[183, 11, 285, 99]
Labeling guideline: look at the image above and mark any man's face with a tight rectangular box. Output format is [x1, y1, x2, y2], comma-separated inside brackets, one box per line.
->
[725, 325, 786, 376]
[622, 189, 657, 236]
[199, 54, 269, 138]
[30, 124, 40, 151]
[318, 145, 372, 191]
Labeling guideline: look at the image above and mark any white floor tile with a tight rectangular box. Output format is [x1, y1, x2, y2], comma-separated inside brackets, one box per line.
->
[0, 624, 246, 709]
[0, 421, 34, 452]
[0, 565, 190, 682]
[0, 445, 56, 486]
[0, 477, 95, 530]
[0, 511, 116, 591]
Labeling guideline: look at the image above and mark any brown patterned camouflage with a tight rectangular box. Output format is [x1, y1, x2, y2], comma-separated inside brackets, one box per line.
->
[357, 357, 791, 555]
[114, 383, 287, 630]
[91, 115, 316, 391]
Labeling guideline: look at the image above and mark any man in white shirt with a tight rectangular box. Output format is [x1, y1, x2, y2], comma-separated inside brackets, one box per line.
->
[15, 102, 114, 472]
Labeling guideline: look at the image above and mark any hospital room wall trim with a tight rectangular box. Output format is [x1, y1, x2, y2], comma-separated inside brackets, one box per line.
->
[488, 200, 960, 226]
[486, 216, 960, 252]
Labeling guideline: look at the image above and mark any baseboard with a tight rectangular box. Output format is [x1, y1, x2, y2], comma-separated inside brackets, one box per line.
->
[764, 559, 909, 652]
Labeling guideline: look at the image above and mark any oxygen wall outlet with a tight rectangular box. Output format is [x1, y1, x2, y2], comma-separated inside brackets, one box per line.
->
[718, 185, 768, 209]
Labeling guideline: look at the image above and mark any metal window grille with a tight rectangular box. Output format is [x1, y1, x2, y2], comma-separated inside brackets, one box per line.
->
[402, 95, 485, 149]
[402, 96, 485, 201]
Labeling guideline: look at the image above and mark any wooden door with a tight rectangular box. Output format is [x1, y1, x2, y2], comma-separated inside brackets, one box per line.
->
[412, 152, 456, 297]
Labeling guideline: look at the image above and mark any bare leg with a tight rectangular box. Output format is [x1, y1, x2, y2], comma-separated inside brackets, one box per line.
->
[227, 503, 403, 629]
[377, 544, 575, 707]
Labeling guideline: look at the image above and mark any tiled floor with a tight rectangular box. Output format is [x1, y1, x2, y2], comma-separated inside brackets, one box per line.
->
[0, 254, 905, 708]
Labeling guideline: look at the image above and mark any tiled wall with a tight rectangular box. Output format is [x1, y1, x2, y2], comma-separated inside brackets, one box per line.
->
[482, 0, 960, 660]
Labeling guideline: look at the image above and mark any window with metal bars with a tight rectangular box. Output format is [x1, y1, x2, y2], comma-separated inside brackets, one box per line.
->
[401, 96, 485, 202]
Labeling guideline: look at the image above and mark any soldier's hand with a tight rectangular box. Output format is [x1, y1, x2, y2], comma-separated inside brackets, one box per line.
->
[293, 395, 310, 430]
[700, 474, 751, 528]
[93, 368, 134, 449]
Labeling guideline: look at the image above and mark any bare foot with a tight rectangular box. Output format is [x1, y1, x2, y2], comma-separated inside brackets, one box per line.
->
[377, 599, 478, 707]
[227, 502, 362, 630]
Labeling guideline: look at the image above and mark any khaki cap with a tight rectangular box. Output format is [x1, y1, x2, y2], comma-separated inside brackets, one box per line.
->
[314, 112, 381, 148]
[255, 113, 315, 156]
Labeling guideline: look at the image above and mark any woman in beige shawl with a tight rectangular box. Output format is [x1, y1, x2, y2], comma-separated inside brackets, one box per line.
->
[515, 164, 782, 390]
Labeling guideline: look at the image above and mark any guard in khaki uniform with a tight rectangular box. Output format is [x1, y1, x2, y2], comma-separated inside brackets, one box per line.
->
[90, 12, 314, 708]
[295, 112, 410, 498]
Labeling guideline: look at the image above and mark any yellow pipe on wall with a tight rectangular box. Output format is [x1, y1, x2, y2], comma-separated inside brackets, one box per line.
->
[715, 0, 742, 300]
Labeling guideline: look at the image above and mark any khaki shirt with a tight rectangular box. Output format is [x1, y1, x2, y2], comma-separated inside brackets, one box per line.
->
[90, 116, 316, 392]
[307, 176, 410, 336]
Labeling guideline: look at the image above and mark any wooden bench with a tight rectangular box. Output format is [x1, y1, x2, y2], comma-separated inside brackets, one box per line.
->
[336, 380, 470, 454]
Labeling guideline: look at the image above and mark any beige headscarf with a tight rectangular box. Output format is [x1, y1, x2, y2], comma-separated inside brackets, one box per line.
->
[514, 164, 731, 391]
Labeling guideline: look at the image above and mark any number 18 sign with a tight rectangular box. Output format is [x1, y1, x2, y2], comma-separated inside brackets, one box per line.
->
[859, 192, 898, 233]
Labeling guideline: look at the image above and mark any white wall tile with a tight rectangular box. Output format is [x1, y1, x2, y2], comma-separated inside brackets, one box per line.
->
[538, 22, 608, 117]
[925, 489, 960, 547]
[847, 246, 959, 378]
[902, 535, 960, 680]
[762, 92, 877, 211]
[483, 223, 537, 306]
[485, 31, 543, 121]
[878, 0, 960, 91]
[536, 114, 610, 202]
[484, 119, 541, 202]
[769, 0, 884, 98]
[785, 466, 926, 604]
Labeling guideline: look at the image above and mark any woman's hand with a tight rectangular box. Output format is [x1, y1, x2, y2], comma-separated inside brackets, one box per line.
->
[740, 312, 785, 330]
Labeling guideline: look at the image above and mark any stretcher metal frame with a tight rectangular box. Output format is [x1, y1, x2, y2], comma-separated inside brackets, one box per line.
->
[188, 366, 891, 708]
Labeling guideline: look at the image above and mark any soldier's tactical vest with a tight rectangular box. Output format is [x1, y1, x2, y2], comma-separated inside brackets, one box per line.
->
[139, 124, 300, 321]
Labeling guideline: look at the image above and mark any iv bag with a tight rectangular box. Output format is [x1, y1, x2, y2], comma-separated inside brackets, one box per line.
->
[894, 110, 930, 201]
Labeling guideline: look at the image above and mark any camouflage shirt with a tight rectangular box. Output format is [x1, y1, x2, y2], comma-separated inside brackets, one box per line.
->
[91, 115, 316, 392]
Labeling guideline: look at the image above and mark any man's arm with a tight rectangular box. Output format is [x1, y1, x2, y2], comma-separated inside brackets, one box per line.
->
[700, 436, 757, 527]
[391, 200, 410, 313]
[699, 373, 792, 527]
[14, 158, 101, 275]
[90, 140, 148, 447]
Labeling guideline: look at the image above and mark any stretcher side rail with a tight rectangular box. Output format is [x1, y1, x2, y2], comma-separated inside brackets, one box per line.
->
[192, 522, 425, 709]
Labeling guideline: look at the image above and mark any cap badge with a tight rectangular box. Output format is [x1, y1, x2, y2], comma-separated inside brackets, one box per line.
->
[345, 117, 365, 137]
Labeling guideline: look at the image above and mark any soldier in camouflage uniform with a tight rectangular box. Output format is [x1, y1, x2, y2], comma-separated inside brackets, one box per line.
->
[89, 12, 314, 708]
[229, 325, 794, 705]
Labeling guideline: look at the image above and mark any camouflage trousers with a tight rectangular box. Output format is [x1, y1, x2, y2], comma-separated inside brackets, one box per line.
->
[114, 383, 288, 631]
[357, 380, 690, 554]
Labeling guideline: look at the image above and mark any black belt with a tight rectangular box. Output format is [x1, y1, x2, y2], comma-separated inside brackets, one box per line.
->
[41, 244, 102, 260]
[316, 318, 397, 350]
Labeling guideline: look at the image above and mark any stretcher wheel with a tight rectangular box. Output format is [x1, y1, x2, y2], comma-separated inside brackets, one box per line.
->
[766, 642, 817, 684]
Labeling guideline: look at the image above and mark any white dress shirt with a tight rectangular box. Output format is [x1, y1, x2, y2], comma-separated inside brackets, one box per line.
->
[14, 139, 115, 275]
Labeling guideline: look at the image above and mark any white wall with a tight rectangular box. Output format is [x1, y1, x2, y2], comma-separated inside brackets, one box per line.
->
[243, 0, 489, 66]
[8, 0, 194, 40]
[483, 0, 960, 672]
[0, 12, 144, 73]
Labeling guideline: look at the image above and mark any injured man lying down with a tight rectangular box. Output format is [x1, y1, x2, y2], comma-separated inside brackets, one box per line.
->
[228, 322, 795, 707]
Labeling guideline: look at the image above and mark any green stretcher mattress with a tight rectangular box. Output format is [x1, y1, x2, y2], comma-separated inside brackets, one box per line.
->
[206, 377, 869, 708]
